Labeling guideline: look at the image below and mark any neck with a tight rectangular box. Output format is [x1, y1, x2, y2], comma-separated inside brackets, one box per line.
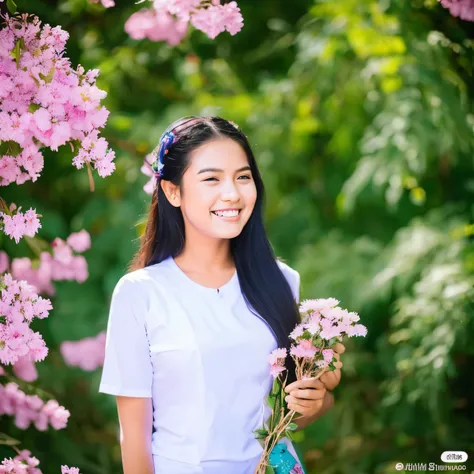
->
[175, 234, 234, 272]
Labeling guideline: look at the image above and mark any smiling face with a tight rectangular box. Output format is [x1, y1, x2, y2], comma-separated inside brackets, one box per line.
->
[176, 138, 258, 241]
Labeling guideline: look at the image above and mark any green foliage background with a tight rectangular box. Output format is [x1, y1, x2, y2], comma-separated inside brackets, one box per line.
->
[0, 0, 473, 472]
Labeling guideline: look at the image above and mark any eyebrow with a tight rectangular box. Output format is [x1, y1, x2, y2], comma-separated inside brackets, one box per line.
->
[197, 166, 252, 175]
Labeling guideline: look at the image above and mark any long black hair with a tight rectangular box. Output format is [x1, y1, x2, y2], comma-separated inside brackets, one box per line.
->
[130, 116, 301, 383]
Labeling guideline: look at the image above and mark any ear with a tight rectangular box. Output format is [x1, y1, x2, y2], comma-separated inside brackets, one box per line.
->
[160, 179, 181, 207]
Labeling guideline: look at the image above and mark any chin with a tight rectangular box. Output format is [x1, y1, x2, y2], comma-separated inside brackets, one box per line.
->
[214, 228, 243, 239]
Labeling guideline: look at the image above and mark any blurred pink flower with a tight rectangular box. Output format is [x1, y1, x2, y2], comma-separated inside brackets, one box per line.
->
[0, 251, 8, 273]
[13, 355, 38, 382]
[60, 331, 106, 371]
[0, 382, 69, 432]
[440, 0, 474, 21]
[125, 8, 188, 45]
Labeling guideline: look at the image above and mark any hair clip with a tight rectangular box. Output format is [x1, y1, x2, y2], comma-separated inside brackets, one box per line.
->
[151, 131, 176, 178]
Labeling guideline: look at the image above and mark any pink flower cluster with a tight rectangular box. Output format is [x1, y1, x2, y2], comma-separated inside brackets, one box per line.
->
[297, 298, 367, 340]
[268, 347, 287, 378]
[1, 229, 91, 296]
[268, 298, 367, 380]
[0, 274, 51, 366]
[60, 331, 106, 371]
[0, 382, 70, 431]
[287, 298, 367, 372]
[0, 207, 41, 244]
[0, 450, 41, 473]
[0, 450, 80, 474]
[125, 0, 244, 44]
[12, 354, 39, 382]
[0, 14, 115, 187]
[440, 0, 474, 22]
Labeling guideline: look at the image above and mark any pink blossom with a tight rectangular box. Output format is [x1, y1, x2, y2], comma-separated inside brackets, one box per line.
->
[0, 208, 41, 243]
[154, 0, 201, 21]
[346, 324, 368, 337]
[0, 273, 51, 365]
[0, 382, 69, 432]
[60, 331, 106, 371]
[0, 251, 8, 273]
[0, 14, 114, 198]
[290, 340, 318, 358]
[11, 232, 90, 296]
[13, 355, 38, 382]
[66, 230, 91, 253]
[322, 349, 334, 364]
[440, 0, 474, 22]
[289, 324, 305, 340]
[61, 466, 81, 474]
[0, 449, 41, 473]
[128, 1, 244, 44]
[270, 364, 286, 378]
[299, 298, 340, 315]
[190, 1, 243, 39]
[268, 347, 287, 365]
[125, 8, 188, 45]
[268, 347, 287, 378]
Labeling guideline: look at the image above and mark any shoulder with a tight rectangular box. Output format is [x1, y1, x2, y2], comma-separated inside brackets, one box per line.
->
[276, 258, 300, 302]
[276, 258, 300, 284]
[112, 260, 171, 300]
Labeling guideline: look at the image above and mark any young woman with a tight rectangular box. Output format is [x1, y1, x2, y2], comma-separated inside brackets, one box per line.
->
[99, 116, 344, 474]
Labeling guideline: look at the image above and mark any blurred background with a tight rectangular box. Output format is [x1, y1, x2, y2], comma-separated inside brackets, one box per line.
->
[0, 0, 473, 472]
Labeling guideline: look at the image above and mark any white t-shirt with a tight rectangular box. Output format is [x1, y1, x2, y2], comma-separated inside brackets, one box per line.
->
[99, 255, 302, 474]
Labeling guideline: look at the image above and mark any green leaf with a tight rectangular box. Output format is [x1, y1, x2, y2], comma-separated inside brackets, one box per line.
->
[10, 39, 21, 68]
[253, 428, 269, 440]
[265, 466, 276, 474]
[271, 376, 281, 397]
[0, 140, 21, 157]
[288, 423, 298, 431]
[6, 0, 17, 14]
[271, 392, 282, 432]
[39, 66, 55, 84]
[0, 432, 20, 446]
[266, 393, 276, 410]
[28, 103, 42, 113]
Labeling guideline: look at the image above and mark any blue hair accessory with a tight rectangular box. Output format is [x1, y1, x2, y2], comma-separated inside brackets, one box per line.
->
[151, 131, 177, 178]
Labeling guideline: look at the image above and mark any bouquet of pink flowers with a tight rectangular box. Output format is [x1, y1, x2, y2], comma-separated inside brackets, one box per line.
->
[254, 298, 367, 474]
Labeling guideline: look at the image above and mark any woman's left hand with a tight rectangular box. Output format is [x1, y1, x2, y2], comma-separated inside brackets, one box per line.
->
[284, 378, 327, 418]
[284, 342, 345, 418]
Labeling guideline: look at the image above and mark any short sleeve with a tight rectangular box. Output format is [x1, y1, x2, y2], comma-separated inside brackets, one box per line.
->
[276, 259, 301, 304]
[99, 275, 153, 398]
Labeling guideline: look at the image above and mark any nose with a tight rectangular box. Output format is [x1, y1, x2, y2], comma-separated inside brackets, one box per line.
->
[220, 179, 240, 203]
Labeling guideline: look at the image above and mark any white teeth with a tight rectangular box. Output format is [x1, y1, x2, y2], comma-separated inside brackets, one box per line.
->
[213, 210, 239, 217]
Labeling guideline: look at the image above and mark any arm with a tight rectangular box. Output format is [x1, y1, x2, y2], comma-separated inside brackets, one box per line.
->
[293, 390, 334, 431]
[116, 396, 154, 474]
